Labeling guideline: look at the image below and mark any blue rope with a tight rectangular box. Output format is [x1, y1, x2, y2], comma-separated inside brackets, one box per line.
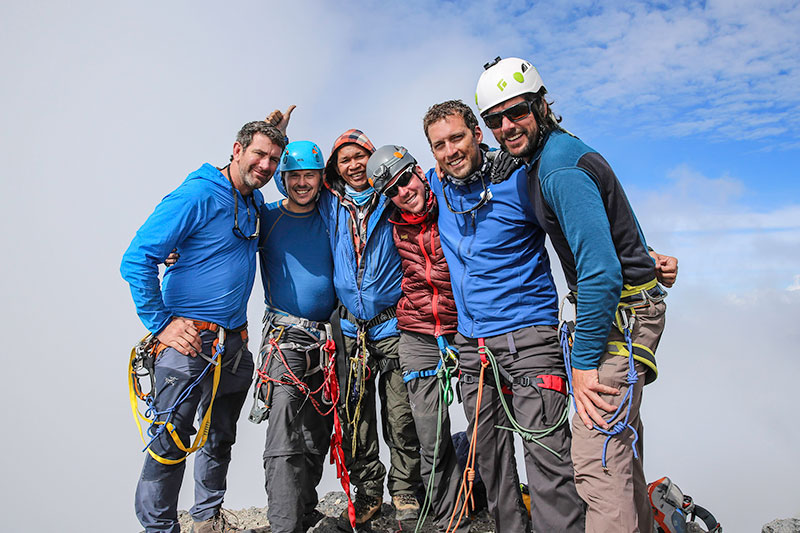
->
[560, 321, 639, 469]
[142, 341, 225, 453]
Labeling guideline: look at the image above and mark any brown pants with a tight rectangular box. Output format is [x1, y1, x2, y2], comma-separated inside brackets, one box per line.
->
[571, 300, 666, 533]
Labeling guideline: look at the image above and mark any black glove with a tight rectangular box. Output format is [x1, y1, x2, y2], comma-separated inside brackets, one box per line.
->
[487, 149, 523, 184]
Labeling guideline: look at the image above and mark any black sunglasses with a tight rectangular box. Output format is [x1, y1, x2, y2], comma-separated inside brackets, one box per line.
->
[225, 166, 260, 240]
[384, 169, 415, 198]
[482, 100, 535, 129]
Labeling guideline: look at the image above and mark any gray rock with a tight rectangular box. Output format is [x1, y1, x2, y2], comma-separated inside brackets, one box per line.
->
[762, 518, 800, 533]
[173, 491, 497, 532]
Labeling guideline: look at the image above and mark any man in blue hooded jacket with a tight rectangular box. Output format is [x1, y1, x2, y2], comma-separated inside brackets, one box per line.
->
[423, 98, 585, 533]
[121, 120, 285, 533]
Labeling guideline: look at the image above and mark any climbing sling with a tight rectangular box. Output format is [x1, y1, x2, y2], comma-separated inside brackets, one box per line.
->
[128, 321, 246, 466]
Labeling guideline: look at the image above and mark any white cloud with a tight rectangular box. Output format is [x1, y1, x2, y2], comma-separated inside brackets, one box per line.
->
[412, 0, 800, 144]
[628, 164, 800, 291]
[788, 274, 800, 291]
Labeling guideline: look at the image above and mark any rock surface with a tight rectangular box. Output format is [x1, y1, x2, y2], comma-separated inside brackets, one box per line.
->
[176, 491, 496, 532]
[762, 518, 800, 533]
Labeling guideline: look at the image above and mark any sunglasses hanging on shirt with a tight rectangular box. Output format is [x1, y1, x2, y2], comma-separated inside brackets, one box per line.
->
[225, 165, 260, 240]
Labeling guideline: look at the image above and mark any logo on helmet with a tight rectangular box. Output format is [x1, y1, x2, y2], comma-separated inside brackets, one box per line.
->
[497, 79, 507, 91]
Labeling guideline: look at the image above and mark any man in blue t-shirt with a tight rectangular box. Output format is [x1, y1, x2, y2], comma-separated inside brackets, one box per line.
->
[249, 138, 338, 533]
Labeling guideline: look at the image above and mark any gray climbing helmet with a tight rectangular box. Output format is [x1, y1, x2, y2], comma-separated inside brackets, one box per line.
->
[366, 145, 416, 195]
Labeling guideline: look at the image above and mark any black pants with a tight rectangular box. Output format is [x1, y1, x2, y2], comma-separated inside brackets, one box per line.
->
[261, 325, 333, 532]
[457, 325, 586, 533]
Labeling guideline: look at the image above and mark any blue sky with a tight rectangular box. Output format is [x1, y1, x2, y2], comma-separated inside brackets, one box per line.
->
[1, 1, 798, 532]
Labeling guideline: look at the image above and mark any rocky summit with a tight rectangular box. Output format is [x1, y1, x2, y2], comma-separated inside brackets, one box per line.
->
[173, 491, 496, 532]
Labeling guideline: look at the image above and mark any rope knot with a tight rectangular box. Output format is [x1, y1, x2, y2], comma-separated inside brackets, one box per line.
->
[465, 467, 475, 482]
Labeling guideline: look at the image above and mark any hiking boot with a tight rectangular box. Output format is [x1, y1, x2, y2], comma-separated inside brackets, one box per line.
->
[392, 493, 420, 522]
[302, 508, 325, 531]
[342, 493, 382, 525]
[192, 509, 241, 532]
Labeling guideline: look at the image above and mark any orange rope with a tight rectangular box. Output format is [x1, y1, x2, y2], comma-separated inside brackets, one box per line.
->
[446, 339, 490, 533]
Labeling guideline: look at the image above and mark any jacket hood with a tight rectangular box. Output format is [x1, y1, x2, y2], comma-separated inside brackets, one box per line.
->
[323, 129, 376, 197]
[187, 163, 265, 205]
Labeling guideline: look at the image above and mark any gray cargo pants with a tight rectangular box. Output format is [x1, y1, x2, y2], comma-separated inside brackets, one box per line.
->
[135, 328, 253, 533]
[339, 334, 421, 499]
[399, 331, 470, 533]
[571, 300, 666, 533]
[259, 323, 334, 533]
[456, 325, 586, 533]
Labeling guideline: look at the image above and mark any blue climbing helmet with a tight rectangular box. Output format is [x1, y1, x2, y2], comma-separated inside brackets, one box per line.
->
[279, 140, 325, 172]
[275, 140, 325, 197]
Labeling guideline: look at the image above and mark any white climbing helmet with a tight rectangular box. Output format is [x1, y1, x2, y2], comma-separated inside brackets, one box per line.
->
[475, 57, 545, 115]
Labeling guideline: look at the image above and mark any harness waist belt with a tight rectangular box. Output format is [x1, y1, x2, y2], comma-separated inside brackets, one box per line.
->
[265, 306, 329, 334]
[153, 320, 248, 359]
[339, 305, 396, 331]
[460, 372, 567, 395]
[619, 282, 665, 305]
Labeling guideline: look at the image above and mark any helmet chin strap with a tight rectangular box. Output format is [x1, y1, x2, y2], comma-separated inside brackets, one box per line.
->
[444, 143, 492, 187]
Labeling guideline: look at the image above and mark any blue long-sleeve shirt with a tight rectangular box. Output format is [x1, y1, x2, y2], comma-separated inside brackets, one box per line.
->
[121, 163, 262, 333]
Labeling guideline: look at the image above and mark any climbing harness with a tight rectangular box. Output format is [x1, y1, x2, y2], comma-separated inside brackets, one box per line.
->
[559, 281, 667, 471]
[457, 336, 571, 457]
[648, 476, 722, 533]
[447, 333, 572, 532]
[249, 308, 338, 424]
[481, 341, 570, 457]
[339, 305, 396, 455]
[401, 335, 459, 533]
[129, 321, 244, 465]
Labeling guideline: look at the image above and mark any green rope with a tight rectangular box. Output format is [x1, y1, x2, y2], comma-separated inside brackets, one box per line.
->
[414, 358, 457, 532]
[481, 344, 570, 458]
